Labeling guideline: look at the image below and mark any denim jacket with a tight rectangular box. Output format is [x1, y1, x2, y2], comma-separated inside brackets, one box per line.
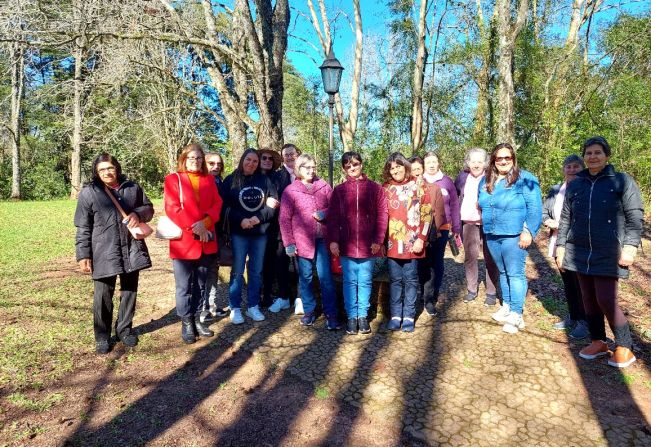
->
[478, 169, 542, 237]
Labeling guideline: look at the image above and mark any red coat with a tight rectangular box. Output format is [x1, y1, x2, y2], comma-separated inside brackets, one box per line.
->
[164, 172, 223, 260]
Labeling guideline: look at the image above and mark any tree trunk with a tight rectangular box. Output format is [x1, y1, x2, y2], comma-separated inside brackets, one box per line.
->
[10, 41, 24, 200]
[411, 0, 428, 154]
[69, 41, 84, 199]
[495, 0, 528, 146]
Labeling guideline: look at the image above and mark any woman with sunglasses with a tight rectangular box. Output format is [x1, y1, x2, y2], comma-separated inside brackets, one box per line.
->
[478, 143, 542, 334]
[327, 151, 388, 335]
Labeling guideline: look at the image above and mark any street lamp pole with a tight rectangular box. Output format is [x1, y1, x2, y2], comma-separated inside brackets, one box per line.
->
[319, 46, 344, 186]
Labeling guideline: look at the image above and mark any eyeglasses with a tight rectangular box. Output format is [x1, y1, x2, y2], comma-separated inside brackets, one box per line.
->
[261, 156, 274, 161]
[98, 167, 116, 174]
[187, 157, 203, 162]
[282, 152, 297, 159]
[300, 165, 316, 171]
[495, 156, 513, 162]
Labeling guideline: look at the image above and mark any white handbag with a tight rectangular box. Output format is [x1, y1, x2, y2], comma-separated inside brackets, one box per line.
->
[156, 173, 183, 240]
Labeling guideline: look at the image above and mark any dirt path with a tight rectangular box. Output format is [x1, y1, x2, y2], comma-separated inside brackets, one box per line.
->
[3, 229, 651, 446]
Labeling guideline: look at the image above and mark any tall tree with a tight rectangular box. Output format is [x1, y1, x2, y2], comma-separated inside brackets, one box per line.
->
[495, 0, 528, 145]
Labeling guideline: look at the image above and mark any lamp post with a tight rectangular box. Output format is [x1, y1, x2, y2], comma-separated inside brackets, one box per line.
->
[319, 46, 344, 186]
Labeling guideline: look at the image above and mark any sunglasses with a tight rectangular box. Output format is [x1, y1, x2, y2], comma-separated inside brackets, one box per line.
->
[495, 156, 513, 162]
[261, 155, 274, 161]
[344, 162, 362, 169]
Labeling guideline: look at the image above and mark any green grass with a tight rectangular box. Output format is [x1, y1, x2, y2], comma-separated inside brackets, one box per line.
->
[7, 392, 64, 412]
[0, 200, 92, 392]
[315, 386, 330, 399]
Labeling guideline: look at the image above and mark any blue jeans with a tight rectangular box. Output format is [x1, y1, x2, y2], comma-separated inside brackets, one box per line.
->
[485, 234, 528, 314]
[419, 230, 449, 303]
[388, 258, 419, 319]
[340, 257, 374, 319]
[229, 234, 266, 310]
[173, 254, 216, 318]
[297, 239, 337, 317]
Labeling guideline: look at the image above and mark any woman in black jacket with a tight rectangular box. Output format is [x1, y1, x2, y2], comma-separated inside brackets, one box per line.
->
[556, 137, 644, 368]
[74, 153, 153, 354]
[220, 148, 279, 325]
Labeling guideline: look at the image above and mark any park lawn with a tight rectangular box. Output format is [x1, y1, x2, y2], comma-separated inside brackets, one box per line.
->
[0, 200, 91, 392]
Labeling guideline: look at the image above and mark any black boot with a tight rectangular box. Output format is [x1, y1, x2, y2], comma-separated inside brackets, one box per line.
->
[346, 318, 358, 335]
[181, 317, 196, 344]
[194, 319, 214, 338]
[358, 317, 371, 334]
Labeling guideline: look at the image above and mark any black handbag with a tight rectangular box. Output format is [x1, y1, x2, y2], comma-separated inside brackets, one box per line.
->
[217, 208, 234, 266]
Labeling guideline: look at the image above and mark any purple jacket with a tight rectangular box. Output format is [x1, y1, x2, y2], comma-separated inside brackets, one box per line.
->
[424, 172, 461, 234]
[279, 177, 333, 260]
[327, 174, 388, 259]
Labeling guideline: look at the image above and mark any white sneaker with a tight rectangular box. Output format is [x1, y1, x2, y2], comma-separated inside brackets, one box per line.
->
[491, 303, 510, 323]
[246, 305, 266, 322]
[269, 298, 290, 313]
[294, 298, 304, 315]
[230, 308, 244, 325]
[502, 312, 525, 334]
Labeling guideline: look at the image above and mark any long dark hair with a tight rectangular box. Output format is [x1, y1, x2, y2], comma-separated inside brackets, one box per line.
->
[91, 153, 125, 185]
[383, 152, 411, 182]
[231, 148, 260, 189]
[484, 143, 520, 193]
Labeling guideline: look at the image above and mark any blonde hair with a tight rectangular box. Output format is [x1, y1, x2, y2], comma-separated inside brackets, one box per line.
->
[294, 154, 316, 180]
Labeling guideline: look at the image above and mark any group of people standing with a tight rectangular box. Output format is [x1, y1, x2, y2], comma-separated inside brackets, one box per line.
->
[75, 136, 644, 369]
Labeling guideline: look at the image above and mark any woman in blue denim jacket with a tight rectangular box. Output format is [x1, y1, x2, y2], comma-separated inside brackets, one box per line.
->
[478, 143, 542, 334]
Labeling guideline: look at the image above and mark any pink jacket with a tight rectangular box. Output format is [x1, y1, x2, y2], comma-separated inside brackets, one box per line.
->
[327, 174, 389, 259]
[279, 177, 333, 260]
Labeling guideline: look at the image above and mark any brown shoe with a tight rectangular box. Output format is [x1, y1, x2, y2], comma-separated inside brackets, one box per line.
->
[607, 346, 636, 368]
[579, 340, 611, 360]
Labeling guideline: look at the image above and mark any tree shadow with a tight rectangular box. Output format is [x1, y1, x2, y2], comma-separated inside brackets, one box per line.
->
[64, 311, 292, 446]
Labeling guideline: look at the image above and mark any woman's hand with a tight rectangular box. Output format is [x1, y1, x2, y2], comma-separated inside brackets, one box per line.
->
[544, 219, 559, 229]
[266, 197, 280, 209]
[79, 259, 92, 273]
[555, 246, 565, 272]
[411, 239, 425, 254]
[330, 242, 340, 257]
[519, 231, 532, 249]
[124, 212, 141, 228]
[285, 244, 297, 257]
[371, 243, 382, 255]
[249, 216, 261, 226]
[619, 245, 638, 268]
[192, 220, 210, 242]
[240, 218, 253, 229]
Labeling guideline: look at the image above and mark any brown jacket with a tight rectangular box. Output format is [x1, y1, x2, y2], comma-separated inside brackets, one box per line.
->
[420, 179, 446, 242]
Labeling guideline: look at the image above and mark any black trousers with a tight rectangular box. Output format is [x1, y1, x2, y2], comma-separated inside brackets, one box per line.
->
[262, 236, 292, 305]
[560, 269, 585, 321]
[93, 271, 139, 342]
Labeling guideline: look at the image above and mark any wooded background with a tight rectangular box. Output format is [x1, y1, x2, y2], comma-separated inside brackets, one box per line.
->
[1, 0, 649, 202]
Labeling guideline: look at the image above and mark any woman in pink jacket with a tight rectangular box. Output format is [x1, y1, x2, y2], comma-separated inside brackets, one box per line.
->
[327, 151, 388, 335]
[279, 154, 340, 330]
[164, 143, 223, 344]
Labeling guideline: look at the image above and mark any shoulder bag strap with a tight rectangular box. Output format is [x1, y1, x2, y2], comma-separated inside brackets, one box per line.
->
[104, 186, 128, 219]
[175, 172, 184, 209]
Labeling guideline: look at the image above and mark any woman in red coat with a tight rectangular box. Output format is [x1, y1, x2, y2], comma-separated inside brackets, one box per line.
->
[164, 143, 223, 344]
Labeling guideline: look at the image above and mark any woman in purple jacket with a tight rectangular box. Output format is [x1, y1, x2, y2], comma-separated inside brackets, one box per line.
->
[328, 152, 389, 335]
[279, 154, 340, 330]
[419, 152, 461, 311]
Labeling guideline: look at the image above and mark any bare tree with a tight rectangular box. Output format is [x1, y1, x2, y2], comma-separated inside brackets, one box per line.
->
[306, 0, 363, 151]
[495, 0, 528, 146]
[9, 40, 25, 199]
[411, 0, 429, 153]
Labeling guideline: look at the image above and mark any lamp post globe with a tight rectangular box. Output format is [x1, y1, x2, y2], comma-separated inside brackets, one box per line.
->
[319, 46, 344, 186]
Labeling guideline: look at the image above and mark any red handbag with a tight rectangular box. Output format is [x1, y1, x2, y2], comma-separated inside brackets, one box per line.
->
[330, 254, 343, 275]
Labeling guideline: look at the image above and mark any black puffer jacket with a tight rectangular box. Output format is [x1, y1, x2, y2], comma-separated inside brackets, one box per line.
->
[74, 179, 154, 280]
[556, 165, 644, 278]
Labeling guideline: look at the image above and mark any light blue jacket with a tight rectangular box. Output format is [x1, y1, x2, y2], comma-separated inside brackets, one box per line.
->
[478, 169, 542, 237]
